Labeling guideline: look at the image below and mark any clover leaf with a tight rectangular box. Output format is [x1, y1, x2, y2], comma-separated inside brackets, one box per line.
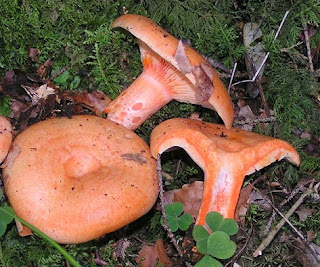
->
[192, 211, 239, 266]
[161, 202, 193, 232]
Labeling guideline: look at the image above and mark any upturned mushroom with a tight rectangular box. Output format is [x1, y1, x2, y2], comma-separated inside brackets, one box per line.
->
[105, 14, 234, 130]
[150, 118, 300, 225]
[2, 115, 158, 244]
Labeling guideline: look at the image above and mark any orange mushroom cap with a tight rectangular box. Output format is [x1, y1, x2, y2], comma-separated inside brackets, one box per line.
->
[2, 115, 158, 244]
[106, 14, 234, 130]
[0, 116, 13, 163]
[150, 118, 300, 225]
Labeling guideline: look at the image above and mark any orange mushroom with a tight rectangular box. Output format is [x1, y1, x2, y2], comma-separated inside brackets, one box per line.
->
[105, 14, 234, 130]
[2, 115, 158, 244]
[150, 118, 300, 225]
[0, 116, 13, 163]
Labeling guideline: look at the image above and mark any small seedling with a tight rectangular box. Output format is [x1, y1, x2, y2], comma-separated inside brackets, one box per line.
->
[161, 202, 193, 232]
[192, 211, 238, 267]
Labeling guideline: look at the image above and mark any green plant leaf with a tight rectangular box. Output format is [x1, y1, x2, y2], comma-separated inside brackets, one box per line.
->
[70, 75, 81, 89]
[193, 225, 210, 241]
[0, 206, 15, 225]
[0, 222, 7, 237]
[219, 218, 239, 236]
[177, 213, 193, 231]
[167, 217, 179, 232]
[193, 225, 210, 254]
[207, 231, 237, 260]
[194, 255, 223, 267]
[205, 212, 224, 232]
[54, 70, 70, 85]
[164, 202, 184, 217]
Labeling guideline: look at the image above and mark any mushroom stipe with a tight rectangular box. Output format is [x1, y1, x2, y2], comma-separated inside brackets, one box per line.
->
[2, 115, 158, 244]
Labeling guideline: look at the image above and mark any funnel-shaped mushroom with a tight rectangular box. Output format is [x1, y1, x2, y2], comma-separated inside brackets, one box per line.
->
[2, 115, 158, 244]
[106, 14, 234, 130]
[150, 118, 300, 225]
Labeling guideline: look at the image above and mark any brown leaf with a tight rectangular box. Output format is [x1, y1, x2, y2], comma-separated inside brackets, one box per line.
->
[174, 41, 214, 102]
[136, 239, 172, 267]
[155, 181, 203, 219]
[172, 181, 203, 218]
[37, 58, 52, 78]
[66, 90, 111, 116]
[174, 40, 193, 74]
[28, 48, 40, 62]
[295, 206, 315, 221]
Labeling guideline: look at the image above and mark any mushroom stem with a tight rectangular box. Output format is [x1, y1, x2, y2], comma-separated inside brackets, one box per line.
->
[106, 42, 194, 130]
[150, 118, 300, 224]
[106, 56, 174, 130]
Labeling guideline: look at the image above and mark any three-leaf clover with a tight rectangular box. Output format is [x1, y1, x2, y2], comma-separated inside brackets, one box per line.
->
[161, 202, 193, 232]
[192, 212, 239, 267]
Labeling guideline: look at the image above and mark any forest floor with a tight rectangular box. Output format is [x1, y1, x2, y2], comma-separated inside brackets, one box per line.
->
[0, 1, 319, 266]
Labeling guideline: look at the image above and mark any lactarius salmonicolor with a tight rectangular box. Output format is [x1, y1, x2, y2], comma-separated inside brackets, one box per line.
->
[2, 115, 158, 244]
[0, 116, 13, 163]
[150, 118, 300, 225]
[105, 14, 234, 130]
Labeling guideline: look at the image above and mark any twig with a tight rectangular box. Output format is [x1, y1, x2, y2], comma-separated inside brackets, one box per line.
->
[253, 186, 314, 257]
[156, 155, 183, 257]
[230, 10, 290, 88]
[203, 55, 233, 74]
[228, 62, 237, 93]
[263, 178, 313, 235]
[233, 116, 276, 126]
[303, 25, 315, 72]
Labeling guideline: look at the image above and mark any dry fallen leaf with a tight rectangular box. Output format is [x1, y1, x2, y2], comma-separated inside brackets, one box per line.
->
[66, 90, 111, 116]
[295, 206, 315, 221]
[156, 181, 203, 219]
[136, 239, 172, 267]
[174, 40, 214, 102]
[28, 48, 41, 62]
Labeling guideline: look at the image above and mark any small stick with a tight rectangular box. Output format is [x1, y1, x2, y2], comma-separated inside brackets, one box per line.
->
[228, 62, 237, 93]
[203, 55, 233, 74]
[303, 25, 315, 72]
[156, 154, 183, 257]
[253, 186, 313, 257]
[263, 178, 313, 235]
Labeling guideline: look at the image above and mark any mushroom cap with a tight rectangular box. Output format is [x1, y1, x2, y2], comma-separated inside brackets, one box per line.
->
[0, 116, 13, 163]
[111, 14, 234, 129]
[150, 118, 300, 221]
[2, 115, 158, 244]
